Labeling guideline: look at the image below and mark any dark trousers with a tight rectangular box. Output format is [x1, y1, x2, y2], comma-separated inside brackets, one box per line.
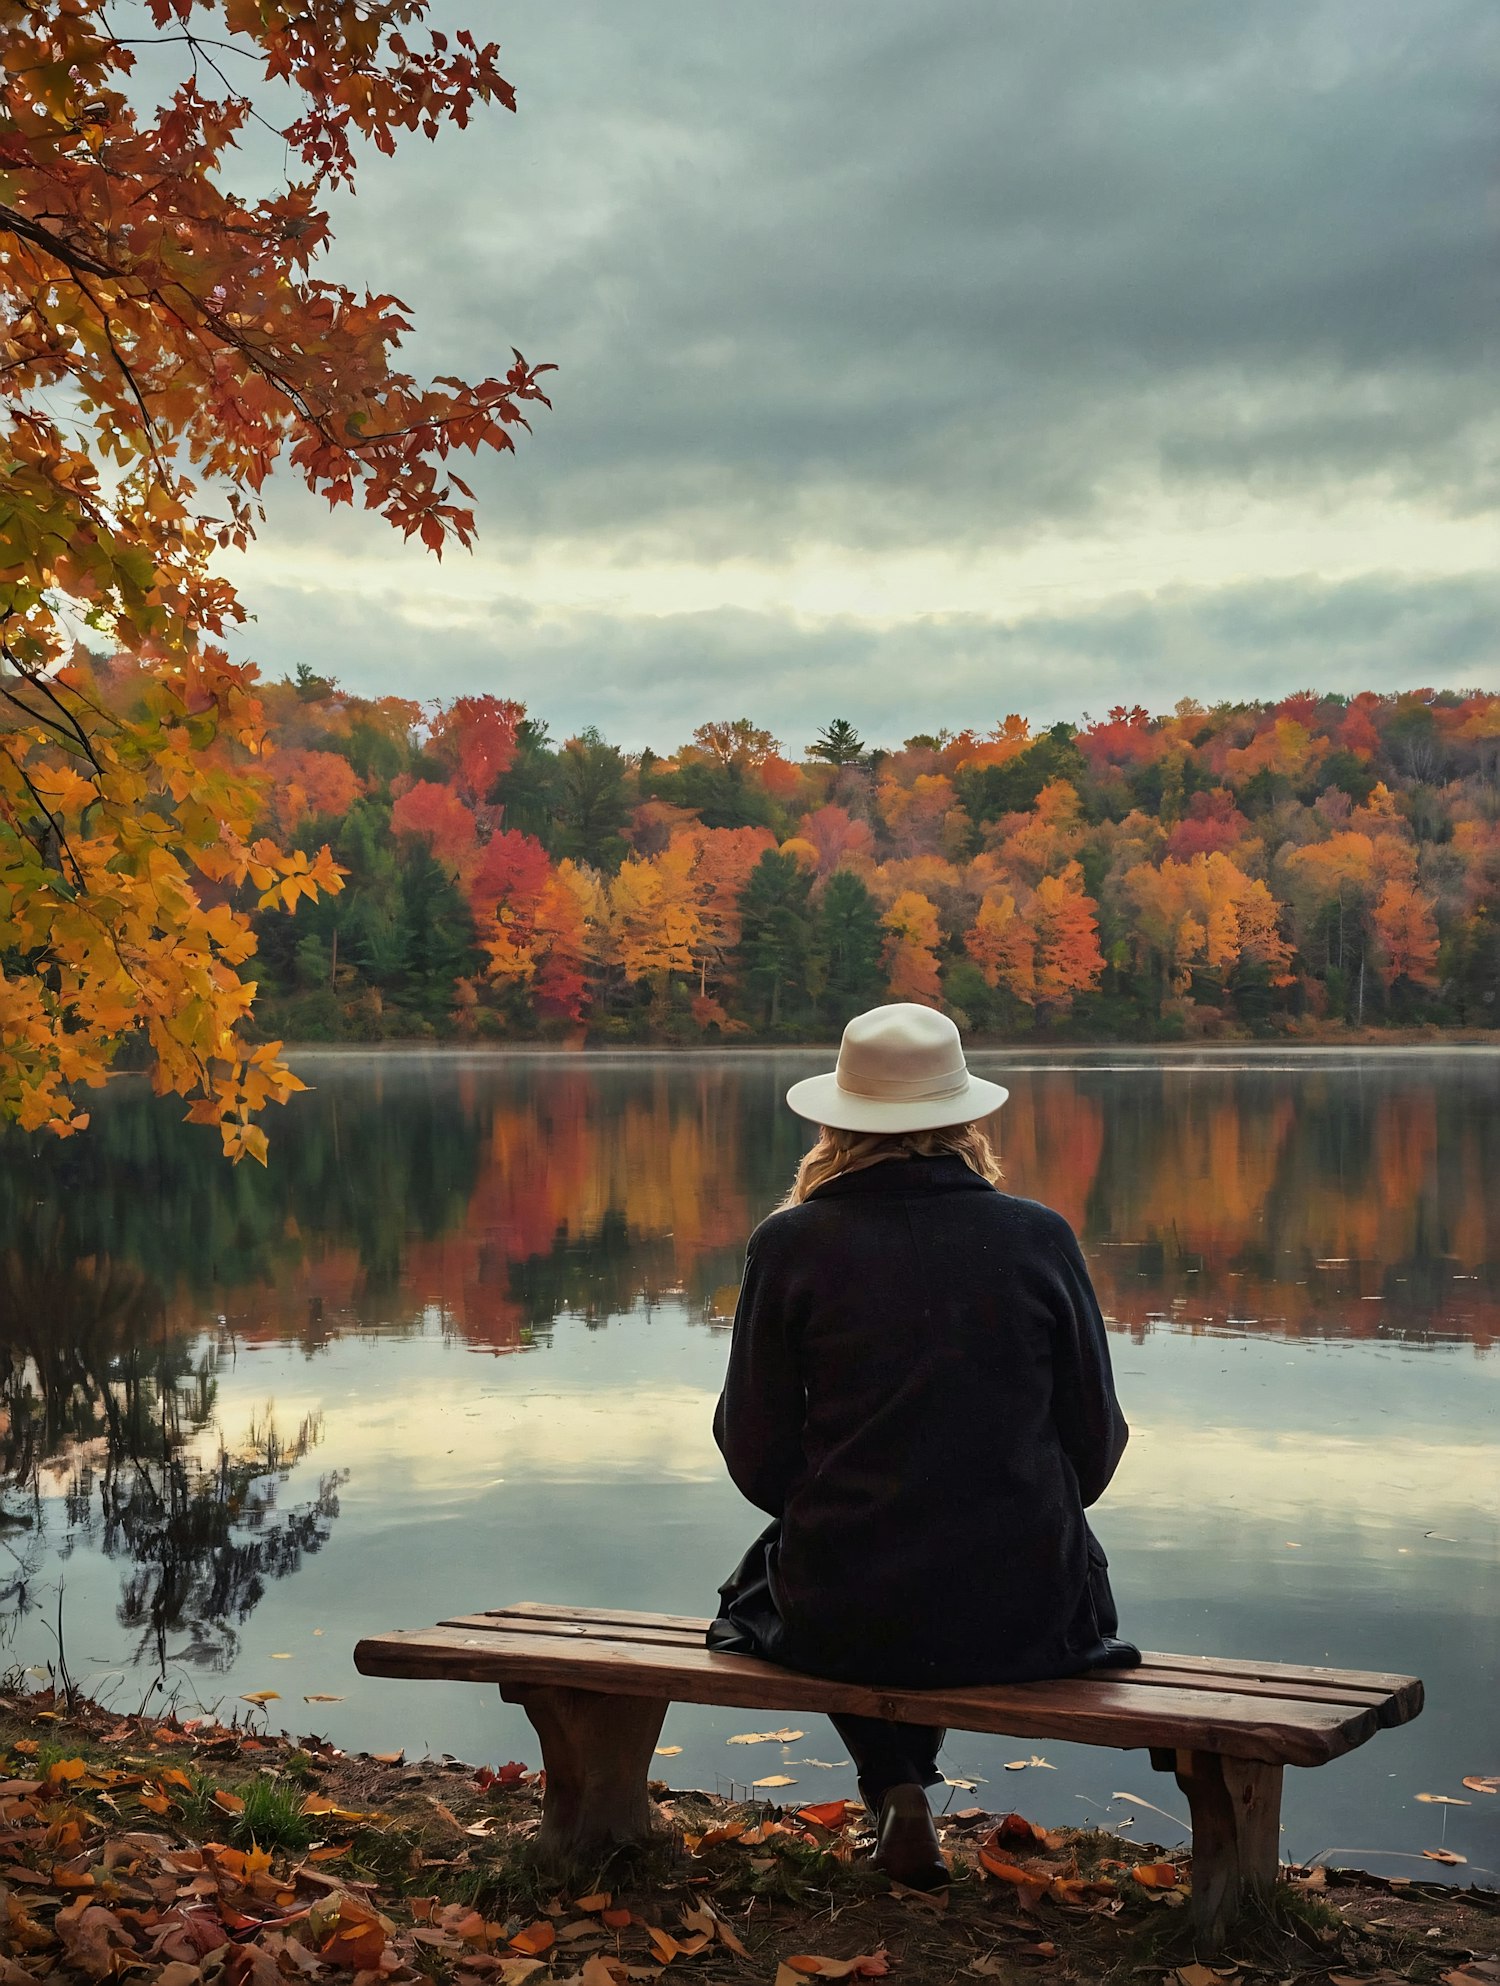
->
[831, 1713, 944, 1812]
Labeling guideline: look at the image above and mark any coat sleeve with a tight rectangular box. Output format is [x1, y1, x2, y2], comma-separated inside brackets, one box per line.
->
[712, 1229, 806, 1517]
[1043, 1219, 1129, 1507]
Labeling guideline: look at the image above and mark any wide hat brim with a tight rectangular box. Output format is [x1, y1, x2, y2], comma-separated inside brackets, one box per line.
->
[785, 1069, 1009, 1133]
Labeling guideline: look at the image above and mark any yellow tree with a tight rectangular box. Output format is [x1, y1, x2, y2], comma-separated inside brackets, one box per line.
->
[608, 844, 704, 985]
[882, 889, 943, 1006]
[1, 1, 550, 1152]
[964, 891, 1035, 1002]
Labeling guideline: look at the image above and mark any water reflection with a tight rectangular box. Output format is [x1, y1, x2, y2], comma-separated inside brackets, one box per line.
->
[0, 1235, 342, 1674]
[0, 1050, 1494, 1687]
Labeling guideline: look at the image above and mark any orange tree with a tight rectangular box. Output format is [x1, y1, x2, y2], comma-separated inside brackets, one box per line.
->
[0, 0, 550, 1156]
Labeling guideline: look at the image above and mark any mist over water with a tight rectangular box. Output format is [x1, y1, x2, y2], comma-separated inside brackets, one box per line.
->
[1, 1049, 1495, 1877]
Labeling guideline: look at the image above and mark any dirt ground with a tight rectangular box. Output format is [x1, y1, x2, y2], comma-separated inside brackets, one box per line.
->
[0, 1690, 1494, 1986]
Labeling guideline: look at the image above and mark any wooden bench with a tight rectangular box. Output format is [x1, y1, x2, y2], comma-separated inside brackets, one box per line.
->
[354, 1601, 1422, 1950]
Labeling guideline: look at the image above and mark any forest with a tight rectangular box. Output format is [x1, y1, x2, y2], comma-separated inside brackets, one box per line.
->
[86, 659, 1500, 1043]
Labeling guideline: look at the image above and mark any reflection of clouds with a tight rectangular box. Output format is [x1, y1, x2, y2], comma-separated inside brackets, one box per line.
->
[1111, 1424, 1498, 1534]
[211, 1360, 723, 1493]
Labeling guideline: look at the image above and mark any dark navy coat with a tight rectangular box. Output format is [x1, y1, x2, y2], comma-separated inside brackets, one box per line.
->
[709, 1154, 1135, 1688]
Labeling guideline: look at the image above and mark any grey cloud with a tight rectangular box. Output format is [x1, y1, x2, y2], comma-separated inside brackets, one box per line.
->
[241, 571, 1500, 752]
[287, 0, 1499, 560]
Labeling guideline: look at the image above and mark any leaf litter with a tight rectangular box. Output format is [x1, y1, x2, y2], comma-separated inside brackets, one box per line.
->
[0, 1685, 1492, 1986]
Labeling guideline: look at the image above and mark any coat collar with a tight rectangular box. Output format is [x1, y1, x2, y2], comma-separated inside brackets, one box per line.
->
[806, 1154, 997, 1200]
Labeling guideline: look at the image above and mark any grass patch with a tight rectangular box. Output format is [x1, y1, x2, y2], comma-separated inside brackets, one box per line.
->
[230, 1775, 314, 1855]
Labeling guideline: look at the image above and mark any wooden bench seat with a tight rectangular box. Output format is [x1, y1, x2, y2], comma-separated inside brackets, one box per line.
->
[354, 1601, 1423, 1950]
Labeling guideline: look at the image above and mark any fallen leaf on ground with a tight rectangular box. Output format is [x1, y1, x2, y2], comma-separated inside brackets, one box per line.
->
[728, 1729, 805, 1744]
[510, 1920, 557, 1955]
[1132, 1862, 1181, 1889]
[979, 1850, 1034, 1885]
[496, 1963, 546, 1986]
[576, 1892, 611, 1911]
[371, 1750, 404, 1765]
[781, 1953, 890, 1980]
[715, 1916, 750, 1958]
[580, 1960, 626, 1986]
[1177, 1966, 1235, 1986]
[211, 1789, 245, 1815]
[798, 1800, 851, 1828]
[602, 1907, 633, 1930]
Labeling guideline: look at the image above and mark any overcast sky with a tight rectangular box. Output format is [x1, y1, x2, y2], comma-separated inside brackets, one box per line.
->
[234, 0, 1499, 752]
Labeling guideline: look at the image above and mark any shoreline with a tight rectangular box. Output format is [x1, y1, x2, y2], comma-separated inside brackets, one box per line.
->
[272, 1035, 1500, 1061]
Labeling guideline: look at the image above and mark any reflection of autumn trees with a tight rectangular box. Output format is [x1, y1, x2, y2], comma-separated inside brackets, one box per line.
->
[995, 1071, 1497, 1348]
[2, 1059, 1491, 1520]
[0, 1237, 343, 1673]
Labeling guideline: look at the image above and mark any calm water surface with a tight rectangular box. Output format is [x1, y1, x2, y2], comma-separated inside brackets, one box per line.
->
[2, 1049, 1496, 1878]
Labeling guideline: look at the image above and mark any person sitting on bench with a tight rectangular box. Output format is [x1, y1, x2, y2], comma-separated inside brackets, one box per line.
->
[708, 1003, 1139, 1889]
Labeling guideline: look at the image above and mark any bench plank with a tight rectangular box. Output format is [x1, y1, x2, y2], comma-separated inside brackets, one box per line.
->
[354, 1623, 1383, 1767]
[490, 1605, 1425, 1708]
[437, 1612, 1416, 1719]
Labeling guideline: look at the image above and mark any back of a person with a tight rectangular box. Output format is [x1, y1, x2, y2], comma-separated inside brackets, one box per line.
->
[747, 1164, 1112, 1686]
[707, 1003, 1135, 1887]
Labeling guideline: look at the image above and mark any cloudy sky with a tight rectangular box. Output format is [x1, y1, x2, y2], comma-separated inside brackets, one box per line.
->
[235, 0, 1498, 752]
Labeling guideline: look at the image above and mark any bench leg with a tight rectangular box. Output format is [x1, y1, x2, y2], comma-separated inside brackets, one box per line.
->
[1154, 1749, 1283, 1952]
[504, 1685, 669, 1869]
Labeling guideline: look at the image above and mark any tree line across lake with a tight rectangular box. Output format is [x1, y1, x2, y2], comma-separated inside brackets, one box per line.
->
[90, 657, 1500, 1043]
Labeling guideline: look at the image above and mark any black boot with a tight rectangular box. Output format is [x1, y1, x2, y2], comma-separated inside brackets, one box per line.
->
[870, 1783, 948, 1890]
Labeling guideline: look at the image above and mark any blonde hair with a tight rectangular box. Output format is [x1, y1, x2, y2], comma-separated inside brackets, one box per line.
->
[782, 1121, 1003, 1208]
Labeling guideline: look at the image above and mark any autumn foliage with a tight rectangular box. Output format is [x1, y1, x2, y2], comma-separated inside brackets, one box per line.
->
[0, 1, 549, 1152]
[72, 682, 1494, 1051]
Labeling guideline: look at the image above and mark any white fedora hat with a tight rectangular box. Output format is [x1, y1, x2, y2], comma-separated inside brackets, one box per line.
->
[786, 1003, 1009, 1133]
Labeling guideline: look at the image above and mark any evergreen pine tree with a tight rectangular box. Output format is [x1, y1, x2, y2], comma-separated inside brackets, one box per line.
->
[818, 868, 885, 1026]
[807, 717, 867, 766]
[397, 841, 482, 1023]
[735, 849, 814, 1030]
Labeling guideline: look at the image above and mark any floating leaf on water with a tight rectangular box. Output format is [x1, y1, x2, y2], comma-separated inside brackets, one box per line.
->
[654, 1745, 682, 1757]
[303, 1694, 345, 1703]
[1422, 1848, 1467, 1864]
[754, 1773, 797, 1788]
[1461, 1775, 1500, 1795]
[240, 1690, 280, 1705]
[1415, 1793, 1470, 1805]
[728, 1729, 805, 1745]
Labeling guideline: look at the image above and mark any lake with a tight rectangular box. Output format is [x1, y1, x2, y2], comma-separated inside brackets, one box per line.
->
[1, 1048, 1496, 1881]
